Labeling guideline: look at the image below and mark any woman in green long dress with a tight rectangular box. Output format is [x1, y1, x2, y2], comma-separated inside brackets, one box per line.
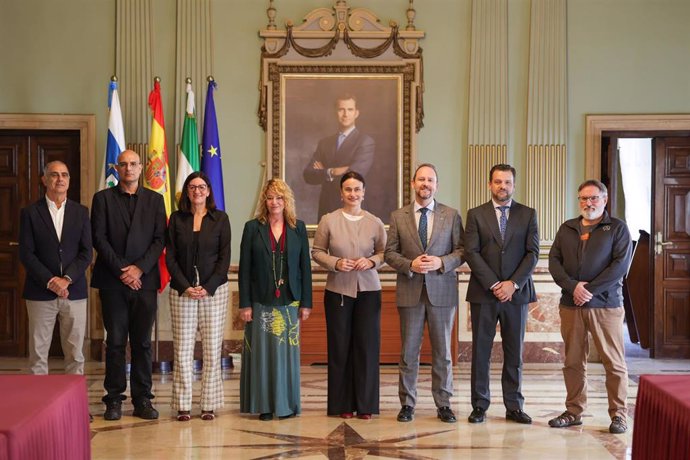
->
[238, 179, 312, 421]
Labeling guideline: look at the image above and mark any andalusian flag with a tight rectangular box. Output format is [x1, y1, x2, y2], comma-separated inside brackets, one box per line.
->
[201, 78, 225, 210]
[175, 80, 199, 204]
[99, 78, 125, 189]
[145, 78, 171, 290]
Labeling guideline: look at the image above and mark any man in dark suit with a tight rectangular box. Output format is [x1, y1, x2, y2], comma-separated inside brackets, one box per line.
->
[464, 164, 539, 424]
[385, 163, 464, 423]
[303, 94, 375, 219]
[19, 161, 92, 375]
[91, 150, 166, 421]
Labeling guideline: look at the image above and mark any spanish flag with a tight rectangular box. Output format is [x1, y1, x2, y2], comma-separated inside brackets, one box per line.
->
[145, 78, 171, 290]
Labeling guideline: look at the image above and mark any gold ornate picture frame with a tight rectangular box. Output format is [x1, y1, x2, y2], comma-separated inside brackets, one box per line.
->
[258, 0, 425, 231]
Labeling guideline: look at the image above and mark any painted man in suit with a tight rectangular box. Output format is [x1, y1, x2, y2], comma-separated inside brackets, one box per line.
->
[19, 161, 92, 375]
[91, 149, 166, 421]
[385, 163, 464, 423]
[303, 94, 375, 219]
[464, 164, 539, 425]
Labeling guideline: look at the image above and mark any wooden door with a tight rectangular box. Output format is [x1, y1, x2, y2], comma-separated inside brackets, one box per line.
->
[0, 130, 80, 357]
[653, 137, 690, 358]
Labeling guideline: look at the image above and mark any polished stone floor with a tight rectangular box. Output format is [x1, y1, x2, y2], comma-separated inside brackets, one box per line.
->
[2, 354, 690, 459]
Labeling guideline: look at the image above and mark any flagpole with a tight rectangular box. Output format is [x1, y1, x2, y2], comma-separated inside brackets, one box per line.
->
[148, 75, 172, 374]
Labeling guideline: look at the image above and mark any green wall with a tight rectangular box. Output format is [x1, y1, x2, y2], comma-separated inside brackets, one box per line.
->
[2, 0, 690, 261]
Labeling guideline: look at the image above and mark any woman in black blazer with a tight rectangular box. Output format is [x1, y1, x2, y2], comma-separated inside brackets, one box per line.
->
[238, 179, 312, 421]
[166, 172, 231, 422]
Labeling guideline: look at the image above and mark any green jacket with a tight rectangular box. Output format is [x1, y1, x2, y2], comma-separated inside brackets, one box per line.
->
[238, 218, 312, 308]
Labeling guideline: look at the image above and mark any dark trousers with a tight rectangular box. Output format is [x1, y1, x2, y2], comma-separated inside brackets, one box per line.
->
[100, 289, 157, 404]
[470, 301, 528, 411]
[324, 289, 381, 415]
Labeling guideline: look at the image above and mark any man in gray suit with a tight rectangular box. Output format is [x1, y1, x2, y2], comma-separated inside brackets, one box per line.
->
[464, 164, 539, 424]
[385, 163, 464, 423]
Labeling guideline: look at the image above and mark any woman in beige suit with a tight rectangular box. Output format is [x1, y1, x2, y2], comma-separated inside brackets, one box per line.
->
[312, 171, 386, 419]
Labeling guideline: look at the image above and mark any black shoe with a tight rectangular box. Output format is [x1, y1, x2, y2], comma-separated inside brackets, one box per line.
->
[468, 407, 486, 423]
[132, 399, 159, 420]
[506, 409, 532, 424]
[437, 406, 457, 423]
[103, 400, 122, 421]
[259, 413, 273, 421]
[397, 405, 414, 422]
[278, 413, 295, 420]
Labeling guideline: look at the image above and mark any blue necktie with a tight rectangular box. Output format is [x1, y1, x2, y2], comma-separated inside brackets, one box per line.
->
[498, 206, 509, 240]
[419, 207, 428, 250]
[336, 133, 346, 150]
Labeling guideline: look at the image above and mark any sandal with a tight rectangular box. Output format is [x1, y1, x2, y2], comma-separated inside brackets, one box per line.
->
[201, 410, 215, 421]
[548, 411, 582, 428]
[177, 411, 191, 422]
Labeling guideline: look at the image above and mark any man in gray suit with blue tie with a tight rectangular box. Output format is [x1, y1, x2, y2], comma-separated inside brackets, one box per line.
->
[385, 163, 464, 423]
[464, 164, 539, 424]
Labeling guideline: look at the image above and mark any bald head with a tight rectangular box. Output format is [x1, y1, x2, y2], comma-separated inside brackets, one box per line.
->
[115, 150, 142, 190]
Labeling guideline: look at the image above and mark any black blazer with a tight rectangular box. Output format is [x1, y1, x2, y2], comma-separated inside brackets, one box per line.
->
[238, 218, 312, 309]
[166, 208, 231, 296]
[19, 198, 92, 301]
[464, 200, 539, 305]
[90, 186, 166, 290]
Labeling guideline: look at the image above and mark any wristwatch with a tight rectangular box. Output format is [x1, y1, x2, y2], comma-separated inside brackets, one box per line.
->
[512, 281, 519, 290]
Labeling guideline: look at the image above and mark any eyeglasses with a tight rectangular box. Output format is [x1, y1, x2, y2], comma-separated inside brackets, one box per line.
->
[187, 184, 208, 192]
[578, 195, 601, 203]
[117, 161, 140, 168]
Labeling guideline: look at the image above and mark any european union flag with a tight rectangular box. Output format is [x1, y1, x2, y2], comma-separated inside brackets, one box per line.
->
[201, 78, 225, 210]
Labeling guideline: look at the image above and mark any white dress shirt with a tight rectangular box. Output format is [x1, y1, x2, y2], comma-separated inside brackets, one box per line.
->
[46, 196, 66, 242]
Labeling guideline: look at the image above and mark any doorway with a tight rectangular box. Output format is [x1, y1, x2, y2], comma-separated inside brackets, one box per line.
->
[0, 114, 96, 358]
[587, 115, 690, 359]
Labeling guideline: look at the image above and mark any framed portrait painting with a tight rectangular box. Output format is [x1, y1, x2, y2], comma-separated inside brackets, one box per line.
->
[270, 65, 419, 228]
[258, 2, 424, 231]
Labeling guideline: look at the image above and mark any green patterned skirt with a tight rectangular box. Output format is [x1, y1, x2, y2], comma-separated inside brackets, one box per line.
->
[240, 301, 301, 417]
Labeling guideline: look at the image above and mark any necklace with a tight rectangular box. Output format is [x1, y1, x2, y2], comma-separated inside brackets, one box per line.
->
[269, 221, 286, 298]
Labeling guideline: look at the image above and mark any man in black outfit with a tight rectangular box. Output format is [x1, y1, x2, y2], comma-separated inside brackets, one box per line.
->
[91, 149, 166, 420]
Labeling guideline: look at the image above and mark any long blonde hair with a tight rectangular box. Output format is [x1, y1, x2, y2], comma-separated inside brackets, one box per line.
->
[256, 178, 297, 228]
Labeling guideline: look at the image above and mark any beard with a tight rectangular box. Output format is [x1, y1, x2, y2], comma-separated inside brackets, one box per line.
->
[492, 190, 512, 203]
[415, 187, 433, 200]
[580, 206, 604, 221]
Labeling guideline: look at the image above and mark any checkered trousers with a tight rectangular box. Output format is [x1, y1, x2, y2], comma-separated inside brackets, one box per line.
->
[169, 282, 229, 411]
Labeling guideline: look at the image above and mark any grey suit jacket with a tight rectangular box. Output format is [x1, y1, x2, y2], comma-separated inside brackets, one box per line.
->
[464, 200, 539, 305]
[385, 201, 464, 307]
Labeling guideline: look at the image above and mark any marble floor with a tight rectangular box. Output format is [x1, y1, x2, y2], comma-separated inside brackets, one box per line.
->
[2, 354, 690, 460]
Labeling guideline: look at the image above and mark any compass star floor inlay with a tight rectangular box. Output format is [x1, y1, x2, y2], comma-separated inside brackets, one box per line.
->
[2, 356, 690, 459]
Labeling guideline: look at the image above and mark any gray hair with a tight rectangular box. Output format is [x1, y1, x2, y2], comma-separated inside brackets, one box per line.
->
[43, 160, 69, 176]
[577, 179, 608, 196]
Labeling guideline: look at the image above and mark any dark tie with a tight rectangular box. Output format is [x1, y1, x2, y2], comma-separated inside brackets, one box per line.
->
[498, 206, 509, 240]
[419, 207, 428, 251]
